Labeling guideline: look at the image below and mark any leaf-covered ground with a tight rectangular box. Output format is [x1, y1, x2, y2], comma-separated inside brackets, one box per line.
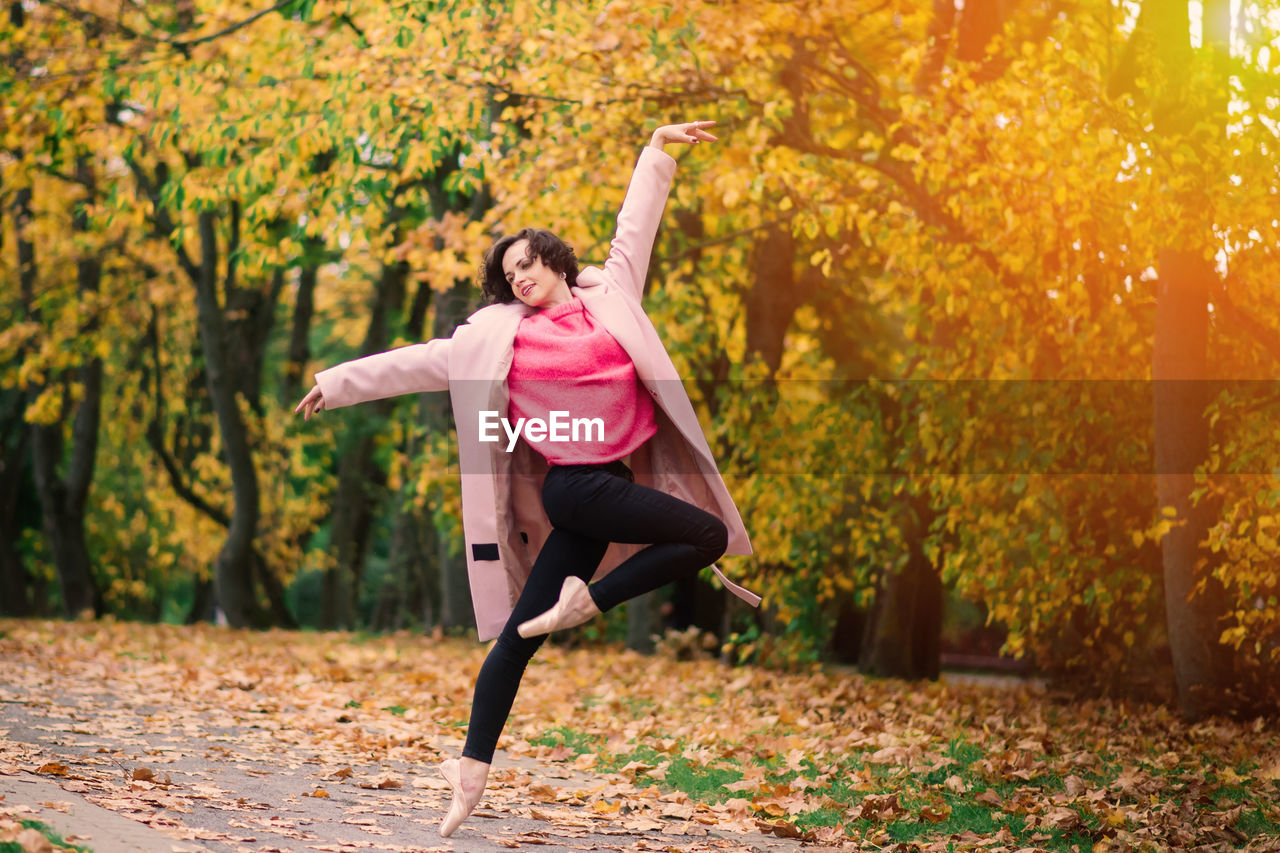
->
[0, 620, 1276, 852]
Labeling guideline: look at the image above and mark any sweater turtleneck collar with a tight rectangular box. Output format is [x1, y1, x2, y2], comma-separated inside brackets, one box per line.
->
[535, 296, 584, 321]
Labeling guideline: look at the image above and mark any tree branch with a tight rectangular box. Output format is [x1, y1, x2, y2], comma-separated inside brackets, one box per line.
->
[126, 156, 201, 284]
[170, 0, 296, 51]
[143, 309, 230, 528]
[1214, 273, 1280, 365]
[43, 0, 295, 59]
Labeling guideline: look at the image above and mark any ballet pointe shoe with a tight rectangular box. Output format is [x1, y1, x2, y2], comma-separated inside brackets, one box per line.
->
[438, 756, 488, 838]
[517, 576, 601, 639]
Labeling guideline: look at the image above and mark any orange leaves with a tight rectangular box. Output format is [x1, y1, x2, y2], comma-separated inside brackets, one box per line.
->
[589, 797, 621, 814]
[754, 817, 817, 841]
[847, 792, 906, 822]
[525, 782, 559, 804]
[356, 774, 403, 790]
[4, 619, 1279, 851]
[128, 766, 173, 786]
[919, 800, 952, 823]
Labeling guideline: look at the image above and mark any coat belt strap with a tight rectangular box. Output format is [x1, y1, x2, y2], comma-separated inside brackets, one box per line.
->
[710, 564, 762, 608]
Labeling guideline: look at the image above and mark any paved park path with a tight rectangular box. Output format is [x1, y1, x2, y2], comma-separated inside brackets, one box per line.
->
[0, 665, 817, 853]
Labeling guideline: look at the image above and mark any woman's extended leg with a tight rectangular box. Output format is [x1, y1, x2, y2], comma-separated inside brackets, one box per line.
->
[462, 528, 606, 762]
[440, 523, 606, 836]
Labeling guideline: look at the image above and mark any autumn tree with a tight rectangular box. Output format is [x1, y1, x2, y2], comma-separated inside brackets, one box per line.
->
[6, 0, 1278, 719]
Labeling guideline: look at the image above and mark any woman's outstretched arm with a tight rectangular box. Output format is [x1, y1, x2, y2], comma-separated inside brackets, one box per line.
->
[293, 337, 452, 419]
[602, 120, 718, 301]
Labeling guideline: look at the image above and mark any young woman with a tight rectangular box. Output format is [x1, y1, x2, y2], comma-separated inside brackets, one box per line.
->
[295, 120, 759, 837]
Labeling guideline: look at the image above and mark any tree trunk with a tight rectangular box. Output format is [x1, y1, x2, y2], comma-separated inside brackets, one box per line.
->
[192, 209, 263, 627]
[858, 497, 942, 680]
[1153, 250, 1232, 717]
[745, 225, 821, 376]
[15, 170, 104, 618]
[956, 0, 1005, 63]
[374, 489, 436, 631]
[916, 0, 957, 92]
[859, 557, 942, 679]
[0, 388, 36, 615]
[282, 240, 321, 404]
[186, 577, 216, 624]
[282, 151, 334, 404]
[1146, 0, 1233, 720]
[626, 591, 657, 653]
[373, 275, 449, 632]
[127, 159, 279, 626]
[321, 248, 410, 628]
[428, 278, 475, 631]
[829, 595, 865, 665]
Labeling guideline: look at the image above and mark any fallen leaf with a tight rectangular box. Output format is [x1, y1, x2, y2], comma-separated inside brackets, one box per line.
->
[920, 802, 952, 823]
[754, 818, 817, 841]
[357, 775, 402, 789]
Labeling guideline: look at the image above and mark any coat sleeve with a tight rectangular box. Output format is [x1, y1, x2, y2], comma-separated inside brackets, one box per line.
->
[313, 338, 451, 409]
[600, 146, 677, 302]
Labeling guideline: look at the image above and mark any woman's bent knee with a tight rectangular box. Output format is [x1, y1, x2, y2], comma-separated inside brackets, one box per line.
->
[698, 517, 728, 563]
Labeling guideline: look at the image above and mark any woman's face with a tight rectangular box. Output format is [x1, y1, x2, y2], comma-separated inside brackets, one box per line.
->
[503, 239, 572, 309]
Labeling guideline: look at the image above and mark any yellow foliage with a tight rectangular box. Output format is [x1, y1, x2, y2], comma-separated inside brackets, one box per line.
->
[4, 0, 1279, 676]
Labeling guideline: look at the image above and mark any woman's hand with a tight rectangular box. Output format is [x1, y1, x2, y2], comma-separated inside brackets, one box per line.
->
[295, 385, 325, 420]
[648, 120, 718, 150]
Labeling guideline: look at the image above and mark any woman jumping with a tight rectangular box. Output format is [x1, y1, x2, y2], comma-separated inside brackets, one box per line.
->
[295, 120, 759, 837]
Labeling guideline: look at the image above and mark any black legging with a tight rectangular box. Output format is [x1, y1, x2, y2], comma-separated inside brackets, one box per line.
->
[460, 460, 728, 763]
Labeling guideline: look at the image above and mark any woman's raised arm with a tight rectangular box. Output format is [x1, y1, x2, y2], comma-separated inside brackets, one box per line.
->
[602, 120, 718, 301]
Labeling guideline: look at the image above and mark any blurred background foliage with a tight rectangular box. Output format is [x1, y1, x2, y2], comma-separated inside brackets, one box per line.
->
[3, 0, 1279, 719]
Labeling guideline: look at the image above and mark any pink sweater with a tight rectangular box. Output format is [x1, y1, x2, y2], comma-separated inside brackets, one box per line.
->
[507, 297, 657, 464]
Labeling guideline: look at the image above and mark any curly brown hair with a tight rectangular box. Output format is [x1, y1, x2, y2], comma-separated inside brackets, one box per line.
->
[478, 228, 580, 304]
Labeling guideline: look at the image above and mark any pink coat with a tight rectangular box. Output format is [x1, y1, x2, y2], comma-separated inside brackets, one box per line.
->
[314, 146, 759, 641]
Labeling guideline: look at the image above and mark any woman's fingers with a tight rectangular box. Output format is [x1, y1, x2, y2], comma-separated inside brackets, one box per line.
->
[295, 385, 324, 419]
[683, 120, 718, 144]
[653, 120, 719, 146]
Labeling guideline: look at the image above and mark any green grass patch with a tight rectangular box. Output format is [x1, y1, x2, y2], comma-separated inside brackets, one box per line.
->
[1237, 805, 1278, 838]
[531, 725, 604, 755]
[616, 747, 745, 801]
[525, 726, 1275, 853]
[0, 818, 92, 852]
